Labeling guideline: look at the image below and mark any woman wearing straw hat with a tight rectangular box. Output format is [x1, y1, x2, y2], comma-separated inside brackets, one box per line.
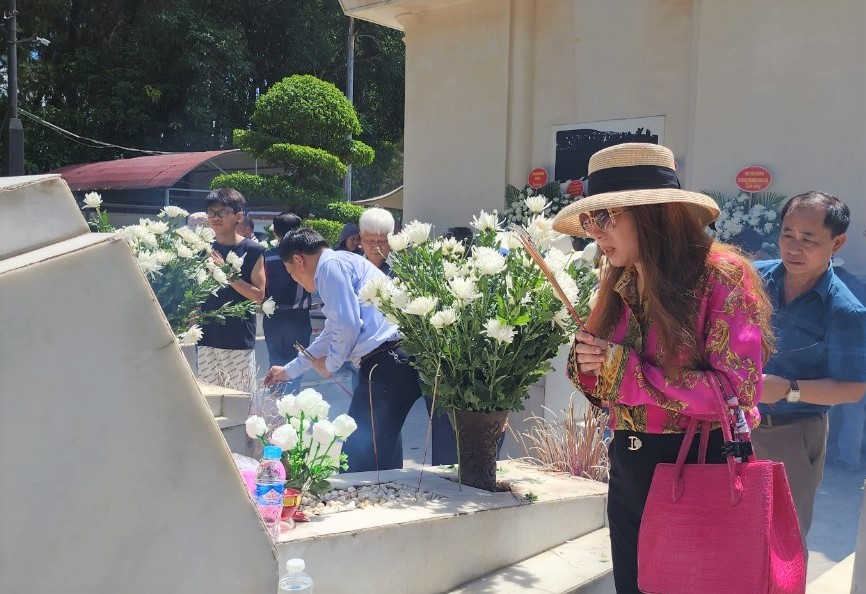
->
[553, 143, 774, 593]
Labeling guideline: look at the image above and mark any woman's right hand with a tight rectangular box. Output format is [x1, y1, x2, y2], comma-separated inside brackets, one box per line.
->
[572, 330, 609, 375]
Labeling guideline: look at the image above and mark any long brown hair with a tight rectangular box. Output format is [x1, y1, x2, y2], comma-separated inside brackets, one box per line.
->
[587, 202, 774, 372]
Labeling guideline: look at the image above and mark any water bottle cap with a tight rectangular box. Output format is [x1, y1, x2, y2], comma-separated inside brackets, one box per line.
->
[263, 445, 283, 460]
[286, 558, 305, 572]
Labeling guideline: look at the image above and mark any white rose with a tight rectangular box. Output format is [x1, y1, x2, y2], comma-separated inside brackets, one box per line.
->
[402, 296, 438, 316]
[276, 394, 299, 419]
[471, 210, 500, 232]
[430, 308, 458, 329]
[271, 424, 298, 451]
[524, 195, 550, 214]
[245, 415, 267, 439]
[177, 324, 203, 346]
[483, 318, 516, 344]
[160, 205, 189, 219]
[332, 414, 357, 440]
[312, 419, 336, 444]
[296, 388, 324, 417]
[226, 251, 244, 272]
[289, 416, 312, 433]
[387, 231, 411, 252]
[310, 399, 330, 421]
[82, 192, 103, 209]
[262, 297, 276, 317]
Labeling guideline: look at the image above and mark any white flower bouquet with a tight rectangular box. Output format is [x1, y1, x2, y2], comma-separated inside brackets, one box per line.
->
[705, 190, 785, 254]
[502, 181, 576, 227]
[81, 193, 262, 345]
[246, 388, 357, 497]
[360, 200, 595, 413]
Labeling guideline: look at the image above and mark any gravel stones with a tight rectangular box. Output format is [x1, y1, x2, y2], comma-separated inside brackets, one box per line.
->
[301, 482, 444, 516]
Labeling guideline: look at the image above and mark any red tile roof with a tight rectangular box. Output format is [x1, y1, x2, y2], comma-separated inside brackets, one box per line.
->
[52, 150, 238, 191]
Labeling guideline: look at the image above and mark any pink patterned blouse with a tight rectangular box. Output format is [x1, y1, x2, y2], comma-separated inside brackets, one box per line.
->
[568, 256, 765, 434]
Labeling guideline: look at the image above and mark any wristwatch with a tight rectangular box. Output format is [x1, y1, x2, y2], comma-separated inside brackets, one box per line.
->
[785, 378, 801, 403]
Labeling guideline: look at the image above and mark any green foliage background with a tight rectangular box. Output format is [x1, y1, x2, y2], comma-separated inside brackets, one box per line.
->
[10, 0, 405, 200]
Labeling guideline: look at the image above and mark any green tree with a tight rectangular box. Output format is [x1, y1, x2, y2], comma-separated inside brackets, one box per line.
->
[212, 75, 373, 216]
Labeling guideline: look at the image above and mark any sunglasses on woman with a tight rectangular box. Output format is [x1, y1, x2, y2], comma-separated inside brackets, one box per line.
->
[578, 207, 630, 235]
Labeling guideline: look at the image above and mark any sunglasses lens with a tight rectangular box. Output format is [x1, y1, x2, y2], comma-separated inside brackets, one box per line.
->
[594, 210, 612, 232]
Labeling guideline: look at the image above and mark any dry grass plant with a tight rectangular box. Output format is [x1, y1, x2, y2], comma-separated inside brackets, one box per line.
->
[512, 395, 611, 483]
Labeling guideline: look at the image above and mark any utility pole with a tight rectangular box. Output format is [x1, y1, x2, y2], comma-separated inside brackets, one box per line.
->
[343, 17, 355, 202]
[2, 0, 23, 176]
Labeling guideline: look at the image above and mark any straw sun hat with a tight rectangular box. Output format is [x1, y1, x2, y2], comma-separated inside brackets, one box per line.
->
[551, 143, 720, 237]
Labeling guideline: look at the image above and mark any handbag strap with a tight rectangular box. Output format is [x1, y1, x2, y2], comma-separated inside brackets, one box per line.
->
[671, 372, 744, 505]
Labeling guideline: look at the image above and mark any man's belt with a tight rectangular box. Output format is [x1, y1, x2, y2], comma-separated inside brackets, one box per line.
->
[360, 339, 402, 364]
[759, 411, 825, 428]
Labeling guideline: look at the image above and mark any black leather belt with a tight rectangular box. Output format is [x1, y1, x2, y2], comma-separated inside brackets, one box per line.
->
[360, 339, 402, 364]
[759, 412, 825, 428]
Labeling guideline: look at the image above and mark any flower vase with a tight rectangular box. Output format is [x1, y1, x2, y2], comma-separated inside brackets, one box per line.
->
[452, 409, 509, 492]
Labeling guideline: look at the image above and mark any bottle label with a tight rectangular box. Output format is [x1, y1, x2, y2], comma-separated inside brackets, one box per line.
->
[255, 483, 285, 506]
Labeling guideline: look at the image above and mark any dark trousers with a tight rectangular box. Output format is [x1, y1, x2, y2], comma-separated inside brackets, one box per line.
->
[262, 310, 312, 394]
[607, 428, 725, 594]
[341, 347, 422, 472]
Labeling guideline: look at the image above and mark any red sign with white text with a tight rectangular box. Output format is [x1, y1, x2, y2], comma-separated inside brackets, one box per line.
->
[566, 179, 584, 196]
[735, 166, 772, 193]
[527, 167, 548, 189]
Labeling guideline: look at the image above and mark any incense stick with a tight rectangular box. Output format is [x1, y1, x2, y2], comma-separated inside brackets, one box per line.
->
[293, 342, 354, 398]
[510, 225, 589, 332]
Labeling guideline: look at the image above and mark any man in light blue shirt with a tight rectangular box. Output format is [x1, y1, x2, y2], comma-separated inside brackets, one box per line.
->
[264, 229, 423, 472]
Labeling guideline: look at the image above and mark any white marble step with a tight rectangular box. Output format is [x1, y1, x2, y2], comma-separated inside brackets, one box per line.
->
[450, 527, 614, 594]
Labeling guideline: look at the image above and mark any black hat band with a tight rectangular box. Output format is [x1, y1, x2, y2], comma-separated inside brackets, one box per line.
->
[587, 165, 681, 196]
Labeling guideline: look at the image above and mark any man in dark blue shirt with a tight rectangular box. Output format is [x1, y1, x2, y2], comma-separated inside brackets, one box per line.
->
[752, 191, 866, 556]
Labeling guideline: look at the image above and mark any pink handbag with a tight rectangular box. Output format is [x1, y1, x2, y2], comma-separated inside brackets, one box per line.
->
[637, 376, 806, 594]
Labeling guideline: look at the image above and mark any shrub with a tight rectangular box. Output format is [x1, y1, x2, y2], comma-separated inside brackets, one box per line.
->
[321, 201, 365, 224]
[305, 219, 344, 246]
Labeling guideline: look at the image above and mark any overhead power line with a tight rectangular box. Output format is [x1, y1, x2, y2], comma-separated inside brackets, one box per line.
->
[18, 108, 175, 155]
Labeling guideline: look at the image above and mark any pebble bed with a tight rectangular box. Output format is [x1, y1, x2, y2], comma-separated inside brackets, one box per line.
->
[301, 481, 445, 516]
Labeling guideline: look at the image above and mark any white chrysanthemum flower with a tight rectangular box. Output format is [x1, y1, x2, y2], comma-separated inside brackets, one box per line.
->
[384, 311, 401, 326]
[448, 277, 482, 301]
[82, 192, 103, 209]
[261, 297, 276, 317]
[277, 395, 299, 419]
[211, 266, 229, 286]
[552, 309, 571, 330]
[544, 248, 573, 273]
[471, 210, 500, 232]
[496, 231, 522, 251]
[524, 195, 550, 214]
[359, 277, 391, 306]
[388, 231, 411, 252]
[527, 214, 559, 248]
[177, 324, 203, 346]
[270, 424, 298, 451]
[430, 308, 458, 329]
[312, 420, 336, 444]
[439, 237, 466, 258]
[195, 268, 209, 284]
[442, 261, 461, 280]
[332, 414, 357, 440]
[154, 250, 174, 265]
[403, 296, 439, 316]
[245, 415, 267, 439]
[145, 220, 169, 235]
[136, 251, 162, 276]
[225, 251, 244, 272]
[483, 318, 516, 344]
[402, 221, 433, 245]
[175, 240, 194, 259]
[389, 287, 411, 309]
[766, 210, 777, 221]
[554, 271, 580, 305]
[160, 205, 189, 219]
[474, 251, 507, 276]
[195, 225, 216, 243]
[269, 238, 280, 247]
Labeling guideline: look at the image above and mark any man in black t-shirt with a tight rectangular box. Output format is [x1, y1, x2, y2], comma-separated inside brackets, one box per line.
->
[197, 188, 266, 393]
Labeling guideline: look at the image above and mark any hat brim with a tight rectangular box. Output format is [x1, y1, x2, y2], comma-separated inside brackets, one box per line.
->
[552, 188, 720, 237]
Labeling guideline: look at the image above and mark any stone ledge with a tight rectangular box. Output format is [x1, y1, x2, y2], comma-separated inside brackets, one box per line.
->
[276, 461, 607, 593]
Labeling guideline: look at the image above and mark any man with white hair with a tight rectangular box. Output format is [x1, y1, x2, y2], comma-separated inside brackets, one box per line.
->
[359, 207, 395, 276]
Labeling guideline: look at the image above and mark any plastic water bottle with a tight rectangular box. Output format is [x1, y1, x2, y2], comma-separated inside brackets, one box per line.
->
[278, 558, 314, 593]
[255, 445, 285, 539]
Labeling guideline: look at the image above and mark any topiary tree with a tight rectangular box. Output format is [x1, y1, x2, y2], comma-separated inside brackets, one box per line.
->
[212, 74, 375, 217]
